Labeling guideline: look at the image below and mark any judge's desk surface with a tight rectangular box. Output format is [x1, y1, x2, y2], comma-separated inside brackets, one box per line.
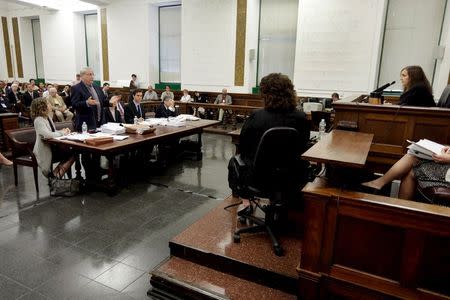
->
[47, 119, 219, 195]
[334, 95, 450, 173]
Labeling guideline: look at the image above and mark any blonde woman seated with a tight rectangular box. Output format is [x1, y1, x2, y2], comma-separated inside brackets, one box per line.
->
[362, 148, 450, 200]
[31, 98, 75, 178]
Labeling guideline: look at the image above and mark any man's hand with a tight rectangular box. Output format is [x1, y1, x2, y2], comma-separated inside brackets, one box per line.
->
[109, 95, 120, 105]
[87, 97, 97, 106]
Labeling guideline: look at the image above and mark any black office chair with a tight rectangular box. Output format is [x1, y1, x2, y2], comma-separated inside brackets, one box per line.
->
[310, 111, 332, 131]
[437, 85, 450, 108]
[230, 127, 308, 256]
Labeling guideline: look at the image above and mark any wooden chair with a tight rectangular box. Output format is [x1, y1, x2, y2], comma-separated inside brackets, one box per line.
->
[6, 127, 39, 193]
[6, 121, 74, 194]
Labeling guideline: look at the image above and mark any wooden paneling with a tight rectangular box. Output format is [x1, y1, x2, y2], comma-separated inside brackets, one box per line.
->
[234, 0, 247, 86]
[12, 17, 23, 78]
[100, 8, 109, 81]
[1, 17, 13, 77]
[299, 178, 450, 299]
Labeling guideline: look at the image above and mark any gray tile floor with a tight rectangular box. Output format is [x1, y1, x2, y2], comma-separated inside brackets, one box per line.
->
[0, 133, 234, 299]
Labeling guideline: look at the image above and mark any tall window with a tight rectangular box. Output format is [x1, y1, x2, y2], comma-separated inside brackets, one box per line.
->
[31, 18, 44, 79]
[378, 0, 446, 90]
[84, 14, 100, 78]
[257, 0, 298, 84]
[159, 5, 181, 83]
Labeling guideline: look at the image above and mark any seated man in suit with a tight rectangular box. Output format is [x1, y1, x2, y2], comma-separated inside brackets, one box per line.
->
[7, 83, 20, 106]
[214, 88, 232, 121]
[155, 96, 177, 118]
[47, 87, 73, 122]
[23, 83, 40, 107]
[124, 90, 146, 124]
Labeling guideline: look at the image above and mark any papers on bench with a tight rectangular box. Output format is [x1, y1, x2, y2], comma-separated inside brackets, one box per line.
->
[407, 139, 446, 160]
[54, 132, 129, 142]
[142, 114, 200, 127]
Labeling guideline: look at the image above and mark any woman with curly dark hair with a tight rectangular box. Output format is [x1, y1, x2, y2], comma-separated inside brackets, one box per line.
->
[399, 65, 435, 107]
[235, 73, 310, 214]
[31, 97, 74, 178]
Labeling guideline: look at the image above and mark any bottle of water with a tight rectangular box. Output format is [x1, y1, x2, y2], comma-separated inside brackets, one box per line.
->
[134, 116, 138, 125]
[82, 122, 88, 134]
[319, 118, 326, 140]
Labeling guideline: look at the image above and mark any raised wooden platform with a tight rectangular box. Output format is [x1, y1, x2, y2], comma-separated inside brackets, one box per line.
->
[149, 196, 302, 299]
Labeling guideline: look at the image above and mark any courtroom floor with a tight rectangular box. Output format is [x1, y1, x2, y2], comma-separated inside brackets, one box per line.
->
[0, 133, 234, 300]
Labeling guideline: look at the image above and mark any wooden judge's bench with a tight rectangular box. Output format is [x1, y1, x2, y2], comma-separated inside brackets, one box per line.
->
[333, 95, 450, 172]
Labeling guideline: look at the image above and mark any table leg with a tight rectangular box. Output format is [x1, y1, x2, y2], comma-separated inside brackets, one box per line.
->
[75, 153, 83, 180]
[196, 132, 203, 160]
[106, 154, 117, 195]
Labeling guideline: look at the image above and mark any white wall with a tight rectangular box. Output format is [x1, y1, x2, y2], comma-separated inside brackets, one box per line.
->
[107, 0, 150, 87]
[433, 1, 450, 99]
[293, 0, 386, 98]
[18, 17, 36, 80]
[181, 0, 237, 92]
[148, 4, 159, 87]
[73, 13, 87, 77]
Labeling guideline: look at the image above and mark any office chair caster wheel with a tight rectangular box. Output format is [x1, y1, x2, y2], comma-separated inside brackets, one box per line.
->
[238, 216, 246, 224]
[233, 233, 241, 243]
[274, 246, 283, 256]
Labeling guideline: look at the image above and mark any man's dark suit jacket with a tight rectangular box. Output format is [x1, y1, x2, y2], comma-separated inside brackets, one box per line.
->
[239, 108, 310, 163]
[399, 84, 436, 107]
[155, 103, 177, 118]
[6, 90, 19, 106]
[71, 82, 109, 131]
[104, 107, 122, 123]
[124, 101, 146, 124]
[22, 90, 40, 107]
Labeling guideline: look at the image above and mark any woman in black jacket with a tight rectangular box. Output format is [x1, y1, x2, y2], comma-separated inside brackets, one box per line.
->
[399, 65, 435, 107]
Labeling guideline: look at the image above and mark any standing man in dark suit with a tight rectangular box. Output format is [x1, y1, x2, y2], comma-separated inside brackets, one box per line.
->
[124, 90, 146, 123]
[102, 82, 111, 99]
[71, 67, 118, 131]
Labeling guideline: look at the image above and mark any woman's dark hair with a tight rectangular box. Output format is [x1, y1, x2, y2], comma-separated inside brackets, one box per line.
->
[31, 98, 49, 119]
[402, 65, 432, 94]
[260, 73, 297, 112]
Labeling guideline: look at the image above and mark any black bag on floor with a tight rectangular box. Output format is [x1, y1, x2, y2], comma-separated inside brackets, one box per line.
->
[50, 178, 80, 197]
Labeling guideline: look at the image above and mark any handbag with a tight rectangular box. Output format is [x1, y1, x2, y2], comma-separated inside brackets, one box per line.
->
[50, 177, 80, 197]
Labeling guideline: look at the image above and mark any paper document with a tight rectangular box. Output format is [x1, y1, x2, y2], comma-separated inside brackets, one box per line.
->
[407, 139, 446, 160]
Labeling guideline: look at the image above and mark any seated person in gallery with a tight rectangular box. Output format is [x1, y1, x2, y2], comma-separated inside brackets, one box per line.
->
[193, 91, 208, 117]
[23, 83, 40, 107]
[331, 92, 339, 102]
[31, 98, 75, 178]
[160, 86, 174, 101]
[214, 88, 232, 121]
[362, 148, 450, 200]
[235, 73, 310, 214]
[124, 90, 146, 124]
[0, 94, 11, 113]
[180, 89, 193, 102]
[398, 65, 435, 107]
[155, 96, 177, 118]
[143, 85, 158, 101]
[47, 87, 73, 122]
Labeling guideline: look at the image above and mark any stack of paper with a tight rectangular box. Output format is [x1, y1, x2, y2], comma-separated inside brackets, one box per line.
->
[101, 123, 126, 135]
[54, 132, 129, 142]
[142, 116, 188, 127]
[407, 139, 446, 160]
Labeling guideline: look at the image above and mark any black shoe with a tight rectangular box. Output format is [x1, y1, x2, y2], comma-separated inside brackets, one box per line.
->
[237, 204, 253, 216]
[359, 184, 381, 195]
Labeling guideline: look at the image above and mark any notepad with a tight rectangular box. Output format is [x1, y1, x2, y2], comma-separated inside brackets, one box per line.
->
[407, 139, 446, 160]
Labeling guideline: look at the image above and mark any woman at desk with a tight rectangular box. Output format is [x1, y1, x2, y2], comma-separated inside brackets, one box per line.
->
[398, 65, 435, 107]
[31, 98, 74, 178]
[234, 73, 310, 214]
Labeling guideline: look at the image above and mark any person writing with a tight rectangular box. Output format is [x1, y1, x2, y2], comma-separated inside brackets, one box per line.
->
[31, 98, 75, 178]
[362, 147, 450, 200]
[398, 65, 435, 107]
[233, 73, 310, 215]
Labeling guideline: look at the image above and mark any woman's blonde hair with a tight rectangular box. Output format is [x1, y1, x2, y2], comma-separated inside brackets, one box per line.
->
[30, 97, 49, 119]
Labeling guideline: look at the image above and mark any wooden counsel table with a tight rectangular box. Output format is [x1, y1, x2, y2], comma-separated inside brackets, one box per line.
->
[47, 119, 219, 193]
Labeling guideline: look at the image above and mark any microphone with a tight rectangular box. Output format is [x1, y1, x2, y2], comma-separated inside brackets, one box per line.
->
[372, 81, 396, 94]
